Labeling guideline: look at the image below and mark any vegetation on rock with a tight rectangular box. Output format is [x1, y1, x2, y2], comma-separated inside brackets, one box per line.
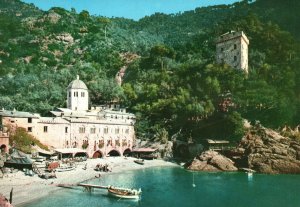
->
[9, 127, 49, 153]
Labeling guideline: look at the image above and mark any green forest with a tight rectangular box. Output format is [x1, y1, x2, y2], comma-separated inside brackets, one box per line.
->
[0, 0, 299, 143]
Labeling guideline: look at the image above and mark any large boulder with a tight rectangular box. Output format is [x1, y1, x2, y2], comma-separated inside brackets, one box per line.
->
[239, 125, 300, 174]
[185, 150, 238, 172]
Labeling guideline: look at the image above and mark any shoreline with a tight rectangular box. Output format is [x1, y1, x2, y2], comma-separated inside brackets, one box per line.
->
[0, 157, 178, 207]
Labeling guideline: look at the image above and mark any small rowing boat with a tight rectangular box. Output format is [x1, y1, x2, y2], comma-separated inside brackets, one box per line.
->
[107, 186, 142, 199]
[56, 164, 76, 172]
[134, 159, 144, 165]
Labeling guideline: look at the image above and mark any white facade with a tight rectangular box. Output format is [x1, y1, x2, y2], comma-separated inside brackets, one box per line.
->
[216, 31, 249, 73]
[67, 75, 89, 111]
[0, 78, 136, 158]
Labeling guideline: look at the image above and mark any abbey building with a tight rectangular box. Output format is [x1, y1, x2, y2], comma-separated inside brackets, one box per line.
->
[0, 76, 136, 158]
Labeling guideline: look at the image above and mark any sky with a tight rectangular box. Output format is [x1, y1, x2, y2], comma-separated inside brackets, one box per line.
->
[22, 0, 239, 20]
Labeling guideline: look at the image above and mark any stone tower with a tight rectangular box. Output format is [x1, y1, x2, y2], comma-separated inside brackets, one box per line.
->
[216, 31, 249, 73]
[67, 75, 89, 111]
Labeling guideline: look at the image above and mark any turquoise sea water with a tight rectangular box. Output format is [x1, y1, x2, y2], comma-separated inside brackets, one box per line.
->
[23, 167, 300, 207]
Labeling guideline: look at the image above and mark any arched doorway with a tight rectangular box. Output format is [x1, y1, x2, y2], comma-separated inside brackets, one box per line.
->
[123, 148, 131, 157]
[175, 144, 190, 158]
[74, 152, 88, 158]
[108, 149, 121, 157]
[0, 144, 7, 152]
[93, 150, 104, 158]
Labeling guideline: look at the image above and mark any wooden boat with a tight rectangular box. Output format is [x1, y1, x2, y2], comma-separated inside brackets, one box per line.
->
[240, 168, 256, 173]
[56, 165, 76, 172]
[32, 157, 45, 162]
[59, 183, 142, 199]
[107, 186, 142, 199]
[134, 159, 144, 165]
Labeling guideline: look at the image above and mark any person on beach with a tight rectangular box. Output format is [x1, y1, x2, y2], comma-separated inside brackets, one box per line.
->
[83, 163, 87, 170]
[0, 146, 7, 178]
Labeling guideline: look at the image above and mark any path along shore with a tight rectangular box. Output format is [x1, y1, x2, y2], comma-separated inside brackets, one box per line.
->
[0, 157, 178, 206]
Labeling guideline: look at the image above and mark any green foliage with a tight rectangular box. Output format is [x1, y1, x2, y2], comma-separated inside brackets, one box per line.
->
[154, 128, 169, 144]
[0, 0, 299, 144]
[79, 10, 90, 21]
[82, 142, 89, 149]
[281, 130, 300, 143]
[10, 127, 49, 153]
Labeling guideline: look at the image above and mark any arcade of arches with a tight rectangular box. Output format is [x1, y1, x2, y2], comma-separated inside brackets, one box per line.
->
[92, 148, 132, 158]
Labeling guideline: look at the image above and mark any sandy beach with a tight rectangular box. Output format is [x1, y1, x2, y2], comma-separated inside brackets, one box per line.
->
[0, 157, 178, 206]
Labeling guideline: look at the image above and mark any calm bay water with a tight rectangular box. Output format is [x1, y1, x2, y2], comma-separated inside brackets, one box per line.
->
[23, 167, 300, 207]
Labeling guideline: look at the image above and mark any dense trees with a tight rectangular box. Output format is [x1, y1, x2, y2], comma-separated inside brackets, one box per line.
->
[0, 0, 299, 143]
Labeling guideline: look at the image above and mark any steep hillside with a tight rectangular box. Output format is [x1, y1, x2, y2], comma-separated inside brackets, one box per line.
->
[0, 0, 299, 142]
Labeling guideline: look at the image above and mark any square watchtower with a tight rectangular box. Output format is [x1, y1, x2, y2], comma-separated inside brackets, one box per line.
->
[216, 31, 249, 73]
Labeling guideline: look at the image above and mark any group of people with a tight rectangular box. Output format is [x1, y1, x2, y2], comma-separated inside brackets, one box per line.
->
[94, 163, 111, 172]
[0, 146, 8, 178]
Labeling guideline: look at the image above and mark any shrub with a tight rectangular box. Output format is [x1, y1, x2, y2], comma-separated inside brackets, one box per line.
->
[9, 127, 49, 153]
[82, 142, 89, 149]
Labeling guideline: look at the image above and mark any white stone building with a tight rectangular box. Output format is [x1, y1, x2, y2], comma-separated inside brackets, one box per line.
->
[216, 31, 249, 73]
[0, 77, 136, 158]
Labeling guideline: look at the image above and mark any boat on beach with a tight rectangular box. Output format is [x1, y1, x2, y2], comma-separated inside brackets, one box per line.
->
[56, 164, 76, 172]
[107, 186, 142, 199]
[134, 159, 144, 165]
[32, 156, 45, 162]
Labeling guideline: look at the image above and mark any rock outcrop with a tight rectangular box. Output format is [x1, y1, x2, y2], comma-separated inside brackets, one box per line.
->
[238, 125, 300, 174]
[173, 140, 203, 159]
[185, 150, 238, 172]
[135, 139, 173, 159]
[55, 33, 74, 44]
[46, 11, 61, 24]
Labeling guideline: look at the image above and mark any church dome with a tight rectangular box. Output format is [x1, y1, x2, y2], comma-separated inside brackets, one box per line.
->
[68, 75, 88, 90]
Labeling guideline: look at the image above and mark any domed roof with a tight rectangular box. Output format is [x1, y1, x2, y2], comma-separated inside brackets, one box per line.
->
[68, 75, 88, 90]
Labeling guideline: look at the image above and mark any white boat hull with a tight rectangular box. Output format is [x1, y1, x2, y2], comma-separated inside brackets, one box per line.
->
[107, 188, 141, 199]
[56, 167, 76, 172]
[108, 191, 140, 199]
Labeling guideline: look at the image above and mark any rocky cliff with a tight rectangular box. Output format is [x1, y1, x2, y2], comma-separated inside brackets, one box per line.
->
[135, 139, 173, 160]
[185, 150, 238, 172]
[238, 125, 300, 174]
[185, 124, 300, 174]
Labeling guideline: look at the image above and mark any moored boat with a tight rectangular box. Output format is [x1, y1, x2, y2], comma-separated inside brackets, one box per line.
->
[107, 186, 142, 199]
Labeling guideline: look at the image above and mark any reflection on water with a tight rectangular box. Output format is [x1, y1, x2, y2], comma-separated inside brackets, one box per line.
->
[23, 167, 300, 207]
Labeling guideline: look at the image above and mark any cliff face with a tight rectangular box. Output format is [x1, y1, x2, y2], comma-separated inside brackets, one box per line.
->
[185, 150, 238, 172]
[238, 125, 300, 174]
[185, 125, 300, 174]
[135, 139, 173, 159]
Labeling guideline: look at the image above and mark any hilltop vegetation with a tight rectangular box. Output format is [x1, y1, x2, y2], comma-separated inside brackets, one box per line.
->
[0, 0, 299, 143]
